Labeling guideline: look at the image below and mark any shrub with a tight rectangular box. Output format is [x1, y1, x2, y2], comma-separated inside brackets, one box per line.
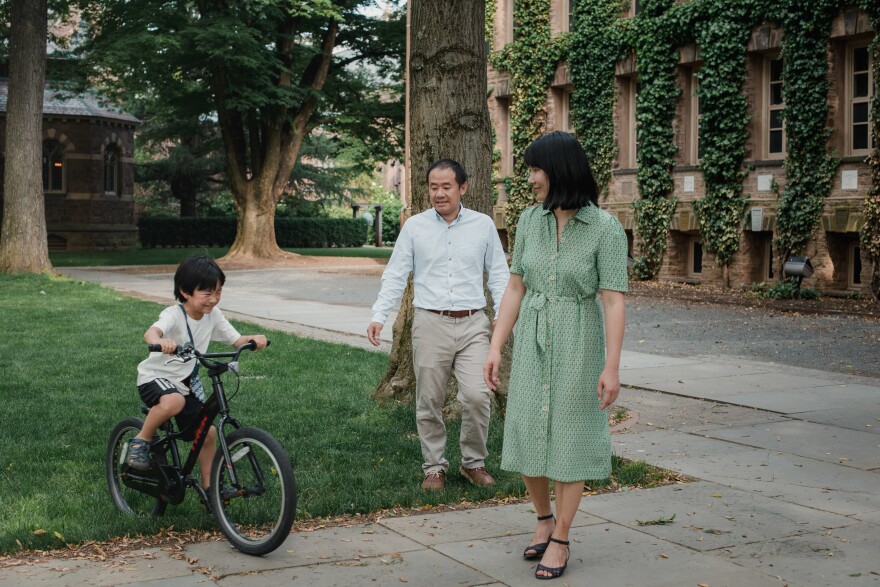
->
[138, 217, 367, 248]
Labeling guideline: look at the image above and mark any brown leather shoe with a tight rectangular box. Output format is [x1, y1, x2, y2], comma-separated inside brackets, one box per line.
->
[459, 466, 495, 487]
[421, 469, 446, 491]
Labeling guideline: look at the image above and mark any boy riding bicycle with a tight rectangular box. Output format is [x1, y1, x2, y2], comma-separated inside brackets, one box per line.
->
[131, 255, 268, 492]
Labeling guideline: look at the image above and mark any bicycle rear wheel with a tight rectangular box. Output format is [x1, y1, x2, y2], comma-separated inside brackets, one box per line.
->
[210, 428, 296, 555]
[106, 417, 167, 517]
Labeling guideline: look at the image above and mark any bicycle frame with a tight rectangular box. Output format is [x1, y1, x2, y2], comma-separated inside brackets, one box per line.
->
[122, 345, 256, 505]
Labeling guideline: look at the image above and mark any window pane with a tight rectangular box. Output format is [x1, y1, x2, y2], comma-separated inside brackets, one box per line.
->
[770, 83, 783, 105]
[853, 102, 869, 124]
[854, 47, 868, 72]
[51, 162, 63, 190]
[854, 73, 869, 98]
[770, 130, 783, 153]
[853, 124, 868, 151]
[770, 59, 783, 81]
[853, 246, 862, 285]
[692, 241, 703, 274]
[770, 109, 783, 128]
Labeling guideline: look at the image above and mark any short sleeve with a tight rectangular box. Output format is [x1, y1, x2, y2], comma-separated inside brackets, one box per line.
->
[152, 305, 180, 337]
[597, 216, 629, 293]
[211, 308, 242, 345]
[509, 207, 532, 276]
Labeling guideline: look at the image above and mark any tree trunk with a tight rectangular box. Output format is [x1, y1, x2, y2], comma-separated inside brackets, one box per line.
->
[223, 182, 286, 259]
[0, 0, 51, 274]
[372, 0, 510, 414]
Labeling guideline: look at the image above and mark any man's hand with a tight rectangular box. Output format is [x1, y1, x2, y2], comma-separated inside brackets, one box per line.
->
[367, 322, 384, 347]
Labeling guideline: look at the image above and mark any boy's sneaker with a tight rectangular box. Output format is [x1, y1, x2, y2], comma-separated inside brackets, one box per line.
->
[127, 438, 153, 471]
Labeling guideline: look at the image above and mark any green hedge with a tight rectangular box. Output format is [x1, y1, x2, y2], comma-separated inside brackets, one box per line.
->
[137, 217, 368, 248]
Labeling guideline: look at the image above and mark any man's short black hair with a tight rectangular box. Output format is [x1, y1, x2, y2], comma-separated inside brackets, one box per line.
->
[174, 255, 226, 302]
[426, 159, 468, 186]
[524, 131, 599, 210]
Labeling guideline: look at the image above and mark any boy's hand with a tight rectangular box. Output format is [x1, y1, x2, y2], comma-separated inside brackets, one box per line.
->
[155, 339, 177, 354]
[248, 335, 269, 349]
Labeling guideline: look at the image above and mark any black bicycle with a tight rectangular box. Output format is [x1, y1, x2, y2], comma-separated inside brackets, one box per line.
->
[106, 340, 296, 556]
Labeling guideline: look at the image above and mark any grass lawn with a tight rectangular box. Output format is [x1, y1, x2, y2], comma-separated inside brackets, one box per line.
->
[0, 273, 674, 554]
[49, 246, 393, 267]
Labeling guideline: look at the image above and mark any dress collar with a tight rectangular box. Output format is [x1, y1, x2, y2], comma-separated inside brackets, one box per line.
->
[539, 204, 598, 225]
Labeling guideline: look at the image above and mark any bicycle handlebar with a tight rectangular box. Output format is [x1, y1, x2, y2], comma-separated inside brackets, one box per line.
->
[147, 339, 270, 357]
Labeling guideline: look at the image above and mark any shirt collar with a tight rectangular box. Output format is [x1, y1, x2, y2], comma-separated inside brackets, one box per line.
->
[434, 204, 466, 224]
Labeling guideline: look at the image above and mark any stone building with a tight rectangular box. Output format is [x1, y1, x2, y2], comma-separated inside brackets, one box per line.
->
[488, 1, 876, 295]
[0, 81, 139, 251]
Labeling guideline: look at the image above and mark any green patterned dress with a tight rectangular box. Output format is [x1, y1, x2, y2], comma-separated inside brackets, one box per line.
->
[501, 204, 629, 482]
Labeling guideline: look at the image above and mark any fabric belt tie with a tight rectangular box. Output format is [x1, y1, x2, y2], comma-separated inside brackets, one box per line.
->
[527, 291, 585, 353]
[426, 308, 483, 318]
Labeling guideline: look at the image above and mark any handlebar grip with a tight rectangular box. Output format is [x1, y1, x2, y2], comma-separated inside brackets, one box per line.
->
[148, 343, 179, 354]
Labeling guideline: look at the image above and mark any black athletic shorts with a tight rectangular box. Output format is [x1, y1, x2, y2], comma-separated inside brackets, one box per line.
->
[137, 378, 205, 441]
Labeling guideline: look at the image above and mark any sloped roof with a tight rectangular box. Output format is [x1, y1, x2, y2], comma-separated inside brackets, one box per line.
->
[0, 81, 139, 125]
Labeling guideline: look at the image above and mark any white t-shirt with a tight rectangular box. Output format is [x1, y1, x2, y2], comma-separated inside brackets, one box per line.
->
[136, 304, 241, 394]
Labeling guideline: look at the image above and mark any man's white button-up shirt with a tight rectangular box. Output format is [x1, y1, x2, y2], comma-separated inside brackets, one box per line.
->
[371, 205, 510, 324]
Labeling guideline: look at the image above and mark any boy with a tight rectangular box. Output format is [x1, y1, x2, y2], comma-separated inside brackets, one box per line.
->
[130, 255, 268, 492]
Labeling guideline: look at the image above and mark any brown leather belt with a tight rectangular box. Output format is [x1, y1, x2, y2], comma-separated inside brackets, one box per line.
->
[425, 308, 483, 318]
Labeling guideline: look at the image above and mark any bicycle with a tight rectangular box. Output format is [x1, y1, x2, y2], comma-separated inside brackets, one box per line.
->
[106, 340, 296, 556]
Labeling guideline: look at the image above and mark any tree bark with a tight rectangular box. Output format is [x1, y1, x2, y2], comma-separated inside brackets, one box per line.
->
[371, 0, 511, 414]
[0, 0, 51, 274]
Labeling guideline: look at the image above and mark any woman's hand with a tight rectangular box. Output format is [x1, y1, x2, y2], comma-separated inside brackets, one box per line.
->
[483, 348, 503, 391]
[596, 367, 620, 410]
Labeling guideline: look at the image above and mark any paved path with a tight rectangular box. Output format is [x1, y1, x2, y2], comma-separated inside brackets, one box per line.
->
[4, 266, 876, 586]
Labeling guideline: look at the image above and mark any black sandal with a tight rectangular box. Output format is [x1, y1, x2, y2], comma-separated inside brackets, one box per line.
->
[523, 513, 555, 559]
[535, 537, 570, 580]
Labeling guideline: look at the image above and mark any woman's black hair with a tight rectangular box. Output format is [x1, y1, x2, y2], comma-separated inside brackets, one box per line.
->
[174, 255, 226, 302]
[523, 131, 599, 210]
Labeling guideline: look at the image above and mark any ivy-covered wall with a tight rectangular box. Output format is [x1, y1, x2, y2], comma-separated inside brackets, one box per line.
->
[488, 0, 878, 298]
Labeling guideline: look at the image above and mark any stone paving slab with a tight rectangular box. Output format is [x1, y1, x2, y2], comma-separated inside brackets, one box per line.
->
[720, 522, 880, 586]
[183, 524, 424, 577]
[433, 522, 787, 587]
[620, 362, 778, 386]
[0, 549, 196, 587]
[615, 430, 880, 516]
[619, 351, 703, 370]
[378, 502, 604, 547]
[791, 404, 880, 436]
[704, 419, 880, 470]
[643, 372, 838, 402]
[214, 548, 495, 587]
[124, 575, 217, 587]
[579, 482, 852, 552]
[713, 385, 880, 416]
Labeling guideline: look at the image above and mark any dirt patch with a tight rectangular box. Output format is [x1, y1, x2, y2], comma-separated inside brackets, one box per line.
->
[628, 280, 879, 320]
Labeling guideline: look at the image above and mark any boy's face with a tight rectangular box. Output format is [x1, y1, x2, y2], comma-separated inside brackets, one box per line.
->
[181, 283, 222, 318]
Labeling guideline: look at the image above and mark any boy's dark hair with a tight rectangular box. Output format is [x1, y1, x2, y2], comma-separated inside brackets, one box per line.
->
[174, 255, 226, 302]
[426, 159, 468, 186]
[524, 131, 599, 210]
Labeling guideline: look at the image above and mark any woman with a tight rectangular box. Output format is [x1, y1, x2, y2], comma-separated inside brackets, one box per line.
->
[484, 131, 628, 580]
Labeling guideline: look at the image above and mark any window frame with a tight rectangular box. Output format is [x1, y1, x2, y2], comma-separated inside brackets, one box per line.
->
[846, 41, 874, 157]
[619, 76, 639, 169]
[42, 140, 66, 194]
[103, 145, 120, 196]
[763, 55, 786, 159]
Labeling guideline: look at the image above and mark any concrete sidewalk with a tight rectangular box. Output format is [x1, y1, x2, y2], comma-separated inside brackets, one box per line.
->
[4, 266, 875, 586]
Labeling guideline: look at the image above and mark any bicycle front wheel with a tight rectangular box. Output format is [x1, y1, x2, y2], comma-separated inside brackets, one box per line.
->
[210, 428, 296, 556]
[106, 417, 167, 517]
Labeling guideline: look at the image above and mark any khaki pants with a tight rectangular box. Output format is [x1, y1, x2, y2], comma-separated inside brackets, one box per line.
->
[411, 308, 493, 474]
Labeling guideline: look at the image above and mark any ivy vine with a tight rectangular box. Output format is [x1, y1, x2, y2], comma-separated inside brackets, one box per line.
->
[858, 1, 880, 300]
[773, 0, 841, 269]
[491, 0, 563, 246]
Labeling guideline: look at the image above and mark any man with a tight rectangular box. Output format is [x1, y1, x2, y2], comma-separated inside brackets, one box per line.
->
[368, 159, 510, 491]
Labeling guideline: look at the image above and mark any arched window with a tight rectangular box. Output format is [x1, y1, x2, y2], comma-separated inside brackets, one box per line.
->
[104, 145, 120, 194]
[42, 140, 65, 192]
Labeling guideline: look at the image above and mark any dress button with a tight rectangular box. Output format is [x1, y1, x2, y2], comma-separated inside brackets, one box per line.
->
[542, 406, 548, 413]
[549, 275, 555, 281]
[547, 319, 552, 325]
[543, 383, 549, 390]
[546, 339, 551, 345]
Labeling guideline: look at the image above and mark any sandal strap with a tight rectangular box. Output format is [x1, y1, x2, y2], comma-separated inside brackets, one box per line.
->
[548, 537, 569, 546]
[536, 513, 554, 521]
